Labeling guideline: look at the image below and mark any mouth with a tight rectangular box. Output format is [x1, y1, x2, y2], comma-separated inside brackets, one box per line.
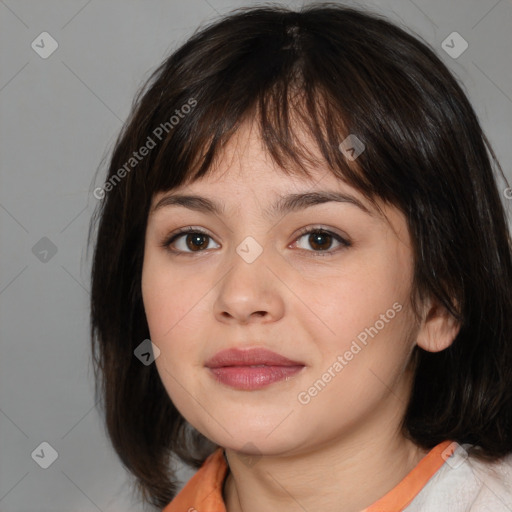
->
[205, 347, 305, 390]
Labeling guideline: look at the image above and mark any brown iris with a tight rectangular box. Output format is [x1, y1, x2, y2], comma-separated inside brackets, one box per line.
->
[186, 233, 209, 251]
[307, 230, 333, 251]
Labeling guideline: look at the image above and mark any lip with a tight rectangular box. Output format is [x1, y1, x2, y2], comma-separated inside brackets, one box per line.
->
[205, 347, 304, 368]
[205, 348, 305, 390]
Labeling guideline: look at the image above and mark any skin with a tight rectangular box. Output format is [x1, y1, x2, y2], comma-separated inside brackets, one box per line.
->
[141, 118, 460, 512]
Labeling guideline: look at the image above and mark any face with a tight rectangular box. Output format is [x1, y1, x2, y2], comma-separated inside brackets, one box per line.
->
[141, 119, 421, 456]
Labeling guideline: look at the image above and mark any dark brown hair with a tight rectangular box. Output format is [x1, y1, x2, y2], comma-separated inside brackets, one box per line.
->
[88, 3, 512, 508]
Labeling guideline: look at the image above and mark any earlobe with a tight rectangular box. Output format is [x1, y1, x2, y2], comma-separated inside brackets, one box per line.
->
[415, 300, 461, 353]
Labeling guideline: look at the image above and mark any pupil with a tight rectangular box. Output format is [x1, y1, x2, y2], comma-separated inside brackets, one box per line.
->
[187, 234, 208, 251]
[310, 231, 331, 250]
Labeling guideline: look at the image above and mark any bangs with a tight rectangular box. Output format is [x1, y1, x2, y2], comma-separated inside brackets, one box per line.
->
[148, 67, 375, 206]
[138, 8, 410, 211]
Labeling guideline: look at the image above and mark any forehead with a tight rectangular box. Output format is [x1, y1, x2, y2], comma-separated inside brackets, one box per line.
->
[152, 117, 362, 206]
[151, 165, 370, 225]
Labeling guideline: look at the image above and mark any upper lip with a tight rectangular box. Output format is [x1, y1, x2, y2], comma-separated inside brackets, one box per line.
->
[205, 347, 304, 368]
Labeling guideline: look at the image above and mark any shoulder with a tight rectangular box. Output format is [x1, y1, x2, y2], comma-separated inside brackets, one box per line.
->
[467, 451, 512, 511]
[406, 444, 512, 512]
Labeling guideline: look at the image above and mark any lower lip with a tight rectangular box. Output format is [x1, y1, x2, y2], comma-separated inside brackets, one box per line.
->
[208, 365, 304, 390]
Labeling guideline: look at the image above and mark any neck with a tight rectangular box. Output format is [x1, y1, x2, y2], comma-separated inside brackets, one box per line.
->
[222, 378, 427, 512]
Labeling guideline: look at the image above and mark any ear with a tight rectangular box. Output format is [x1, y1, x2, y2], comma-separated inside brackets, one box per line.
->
[415, 298, 461, 352]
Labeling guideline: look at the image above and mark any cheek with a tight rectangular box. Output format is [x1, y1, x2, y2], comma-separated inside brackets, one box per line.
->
[310, 256, 411, 340]
[141, 255, 208, 344]
[300, 247, 416, 392]
[141, 257, 216, 419]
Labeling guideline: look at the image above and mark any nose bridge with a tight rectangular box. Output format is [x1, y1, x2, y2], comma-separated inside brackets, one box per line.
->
[225, 233, 270, 299]
[213, 233, 285, 323]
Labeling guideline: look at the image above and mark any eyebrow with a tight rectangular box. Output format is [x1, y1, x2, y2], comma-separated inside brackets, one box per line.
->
[150, 190, 375, 219]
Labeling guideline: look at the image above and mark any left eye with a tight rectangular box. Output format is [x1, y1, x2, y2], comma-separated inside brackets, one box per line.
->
[291, 228, 350, 254]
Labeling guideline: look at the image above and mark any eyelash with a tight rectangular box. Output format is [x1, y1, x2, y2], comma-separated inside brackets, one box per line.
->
[160, 225, 351, 257]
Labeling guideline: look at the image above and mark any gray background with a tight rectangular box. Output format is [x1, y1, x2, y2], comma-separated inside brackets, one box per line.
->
[1, 0, 511, 511]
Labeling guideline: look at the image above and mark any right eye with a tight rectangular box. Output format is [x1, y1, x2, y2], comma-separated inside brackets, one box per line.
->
[161, 227, 221, 255]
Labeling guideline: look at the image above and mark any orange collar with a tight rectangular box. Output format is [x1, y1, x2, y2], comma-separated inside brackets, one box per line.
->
[163, 448, 228, 512]
[362, 439, 454, 511]
[163, 440, 454, 512]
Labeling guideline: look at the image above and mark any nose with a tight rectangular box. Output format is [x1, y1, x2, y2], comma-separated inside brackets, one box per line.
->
[213, 243, 286, 325]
